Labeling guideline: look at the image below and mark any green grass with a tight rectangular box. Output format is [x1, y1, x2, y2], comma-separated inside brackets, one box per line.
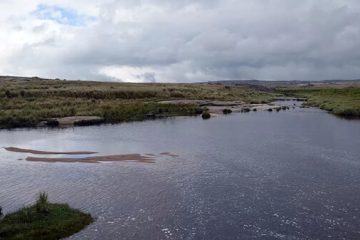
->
[0, 192, 93, 240]
[0, 78, 275, 128]
[278, 86, 360, 117]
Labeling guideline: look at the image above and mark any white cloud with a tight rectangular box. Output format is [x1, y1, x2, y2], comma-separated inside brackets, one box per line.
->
[1, 0, 360, 82]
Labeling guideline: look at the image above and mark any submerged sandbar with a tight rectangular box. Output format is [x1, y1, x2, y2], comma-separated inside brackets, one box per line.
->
[26, 154, 155, 163]
[5, 147, 97, 155]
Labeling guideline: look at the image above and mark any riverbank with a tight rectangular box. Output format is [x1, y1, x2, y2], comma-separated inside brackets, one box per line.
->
[1, 76, 360, 129]
[0, 77, 276, 129]
[278, 86, 360, 117]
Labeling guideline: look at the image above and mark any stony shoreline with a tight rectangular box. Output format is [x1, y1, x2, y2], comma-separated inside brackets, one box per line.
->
[159, 99, 297, 116]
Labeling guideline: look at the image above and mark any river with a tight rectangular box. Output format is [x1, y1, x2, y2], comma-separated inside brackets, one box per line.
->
[1, 102, 360, 239]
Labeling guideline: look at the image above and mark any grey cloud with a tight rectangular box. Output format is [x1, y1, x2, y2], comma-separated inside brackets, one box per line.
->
[3, 0, 360, 82]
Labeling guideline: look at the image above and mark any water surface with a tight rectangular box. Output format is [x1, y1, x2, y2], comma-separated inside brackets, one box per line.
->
[1, 105, 360, 239]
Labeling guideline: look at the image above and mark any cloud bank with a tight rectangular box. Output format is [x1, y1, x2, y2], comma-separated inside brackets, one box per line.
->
[1, 0, 360, 82]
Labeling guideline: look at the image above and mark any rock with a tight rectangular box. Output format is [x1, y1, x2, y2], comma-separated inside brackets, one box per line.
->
[45, 119, 60, 127]
[42, 116, 104, 127]
[241, 108, 251, 113]
[222, 109, 232, 114]
[268, 108, 273, 112]
[74, 118, 104, 126]
[146, 113, 156, 119]
[202, 112, 211, 119]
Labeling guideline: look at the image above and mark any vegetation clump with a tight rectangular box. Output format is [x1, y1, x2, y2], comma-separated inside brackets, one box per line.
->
[0, 192, 93, 240]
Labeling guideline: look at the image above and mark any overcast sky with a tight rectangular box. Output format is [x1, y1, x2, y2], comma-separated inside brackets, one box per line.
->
[1, 0, 360, 82]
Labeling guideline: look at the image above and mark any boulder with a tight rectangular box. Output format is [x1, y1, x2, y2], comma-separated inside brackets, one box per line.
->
[202, 112, 211, 119]
[222, 109, 232, 114]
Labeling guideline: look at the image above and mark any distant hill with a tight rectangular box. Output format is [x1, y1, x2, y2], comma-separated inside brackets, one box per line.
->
[1, 75, 360, 87]
[206, 79, 360, 88]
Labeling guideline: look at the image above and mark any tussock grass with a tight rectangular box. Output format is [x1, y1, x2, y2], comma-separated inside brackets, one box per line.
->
[0, 78, 274, 128]
[0, 192, 93, 240]
[278, 86, 360, 117]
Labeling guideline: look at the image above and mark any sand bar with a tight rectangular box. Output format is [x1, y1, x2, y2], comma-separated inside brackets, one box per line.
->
[26, 154, 155, 163]
[160, 152, 179, 157]
[5, 147, 98, 155]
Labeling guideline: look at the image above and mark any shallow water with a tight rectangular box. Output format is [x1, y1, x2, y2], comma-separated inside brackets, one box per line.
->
[1, 103, 360, 240]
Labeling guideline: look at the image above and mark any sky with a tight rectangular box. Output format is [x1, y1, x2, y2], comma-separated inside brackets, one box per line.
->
[1, 0, 360, 83]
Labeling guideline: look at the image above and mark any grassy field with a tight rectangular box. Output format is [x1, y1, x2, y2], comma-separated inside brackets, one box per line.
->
[0, 77, 275, 129]
[2, 77, 358, 128]
[0, 192, 93, 240]
[278, 86, 360, 117]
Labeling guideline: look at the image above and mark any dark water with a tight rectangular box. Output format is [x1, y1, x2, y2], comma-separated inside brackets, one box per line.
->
[1, 103, 360, 240]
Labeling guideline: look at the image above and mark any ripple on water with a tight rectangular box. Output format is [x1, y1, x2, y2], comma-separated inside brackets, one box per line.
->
[1, 107, 360, 239]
